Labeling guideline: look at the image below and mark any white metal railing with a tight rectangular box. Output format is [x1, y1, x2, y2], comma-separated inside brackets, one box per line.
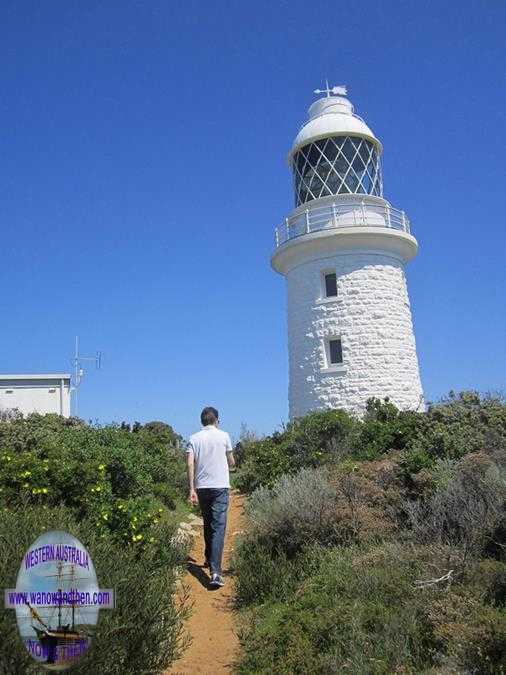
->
[274, 200, 411, 247]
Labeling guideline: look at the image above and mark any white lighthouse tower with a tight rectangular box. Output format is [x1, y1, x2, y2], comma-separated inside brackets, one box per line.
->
[271, 85, 424, 418]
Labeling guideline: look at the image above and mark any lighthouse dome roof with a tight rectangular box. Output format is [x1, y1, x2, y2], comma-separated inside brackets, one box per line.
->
[288, 91, 381, 161]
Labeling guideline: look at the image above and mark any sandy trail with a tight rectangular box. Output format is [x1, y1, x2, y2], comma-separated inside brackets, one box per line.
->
[168, 491, 244, 675]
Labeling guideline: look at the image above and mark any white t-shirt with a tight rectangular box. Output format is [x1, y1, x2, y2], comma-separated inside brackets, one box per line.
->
[187, 425, 232, 489]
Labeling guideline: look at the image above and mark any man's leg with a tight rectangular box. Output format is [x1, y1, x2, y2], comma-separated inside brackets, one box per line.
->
[197, 489, 212, 565]
[208, 488, 229, 576]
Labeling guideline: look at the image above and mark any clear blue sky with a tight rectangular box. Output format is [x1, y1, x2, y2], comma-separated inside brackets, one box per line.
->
[2, 1, 505, 440]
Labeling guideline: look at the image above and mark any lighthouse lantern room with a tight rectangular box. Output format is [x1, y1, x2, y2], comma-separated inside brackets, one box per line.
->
[271, 85, 424, 418]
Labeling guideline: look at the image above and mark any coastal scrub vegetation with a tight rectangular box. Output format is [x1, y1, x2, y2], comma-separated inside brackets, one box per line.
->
[0, 414, 189, 674]
[233, 392, 506, 674]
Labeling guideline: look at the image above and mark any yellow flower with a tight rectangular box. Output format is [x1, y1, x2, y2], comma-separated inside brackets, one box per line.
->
[42, 488, 48, 494]
[23, 483, 29, 488]
[98, 464, 105, 471]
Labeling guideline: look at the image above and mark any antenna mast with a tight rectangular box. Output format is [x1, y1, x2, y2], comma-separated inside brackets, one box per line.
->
[71, 336, 102, 417]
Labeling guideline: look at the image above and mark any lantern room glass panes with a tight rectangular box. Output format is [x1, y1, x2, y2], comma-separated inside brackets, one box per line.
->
[292, 136, 382, 207]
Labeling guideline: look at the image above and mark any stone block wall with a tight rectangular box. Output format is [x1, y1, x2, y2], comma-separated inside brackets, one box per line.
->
[286, 251, 424, 418]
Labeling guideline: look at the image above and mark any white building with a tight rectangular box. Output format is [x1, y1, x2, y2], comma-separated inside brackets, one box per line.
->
[0, 374, 71, 417]
[271, 86, 424, 419]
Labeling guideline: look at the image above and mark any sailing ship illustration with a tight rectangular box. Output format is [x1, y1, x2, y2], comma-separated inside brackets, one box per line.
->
[23, 562, 91, 666]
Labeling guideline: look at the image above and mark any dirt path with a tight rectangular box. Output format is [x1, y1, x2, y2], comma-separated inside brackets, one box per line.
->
[168, 491, 245, 675]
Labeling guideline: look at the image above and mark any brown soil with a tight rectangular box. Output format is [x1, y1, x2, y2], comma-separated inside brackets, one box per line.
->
[168, 491, 245, 675]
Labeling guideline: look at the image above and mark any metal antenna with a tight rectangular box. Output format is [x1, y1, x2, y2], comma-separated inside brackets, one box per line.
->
[71, 336, 102, 416]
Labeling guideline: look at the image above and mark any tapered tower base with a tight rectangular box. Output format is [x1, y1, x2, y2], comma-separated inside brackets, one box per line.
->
[285, 249, 423, 418]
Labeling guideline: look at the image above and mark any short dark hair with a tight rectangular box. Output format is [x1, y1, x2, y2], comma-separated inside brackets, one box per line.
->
[201, 406, 219, 426]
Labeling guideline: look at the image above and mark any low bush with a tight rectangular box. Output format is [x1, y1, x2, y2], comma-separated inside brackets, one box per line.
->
[405, 451, 506, 561]
[234, 409, 355, 491]
[243, 462, 398, 556]
[0, 503, 189, 674]
[0, 413, 190, 673]
[236, 544, 435, 674]
[234, 539, 306, 606]
[0, 414, 187, 545]
[237, 542, 506, 674]
[349, 397, 423, 460]
[244, 467, 339, 555]
[235, 391, 506, 493]
[427, 589, 506, 673]
[235, 464, 398, 606]
[402, 391, 506, 473]
[234, 392, 506, 673]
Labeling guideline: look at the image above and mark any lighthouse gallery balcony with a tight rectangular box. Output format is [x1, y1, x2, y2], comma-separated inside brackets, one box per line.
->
[274, 195, 411, 248]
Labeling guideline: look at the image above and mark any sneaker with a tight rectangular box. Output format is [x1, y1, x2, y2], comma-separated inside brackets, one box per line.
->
[209, 573, 225, 588]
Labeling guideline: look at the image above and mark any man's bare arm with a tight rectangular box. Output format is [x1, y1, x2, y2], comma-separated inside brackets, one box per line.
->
[186, 452, 198, 504]
[227, 451, 235, 469]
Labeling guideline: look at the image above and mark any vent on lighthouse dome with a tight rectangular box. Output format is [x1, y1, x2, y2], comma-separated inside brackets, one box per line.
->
[290, 85, 383, 207]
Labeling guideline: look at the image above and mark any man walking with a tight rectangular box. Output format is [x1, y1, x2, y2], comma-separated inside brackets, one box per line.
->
[186, 406, 235, 588]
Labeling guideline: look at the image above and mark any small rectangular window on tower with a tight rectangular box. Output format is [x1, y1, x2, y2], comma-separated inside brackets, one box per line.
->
[328, 338, 343, 365]
[324, 272, 338, 298]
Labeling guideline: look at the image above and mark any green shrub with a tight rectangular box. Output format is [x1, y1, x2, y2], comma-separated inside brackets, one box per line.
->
[234, 539, 304, 607]
[235, 392, 506, 495]
[237, 542, 506, 674]
[0, 414, 187, 545]
[236, 544, 439, 674]
[234, 394, 506, 673]
[234, 409, 356, 491]
[244, 467, 339, 556]
[403, 391, 506, 473]
[428, 590, 506, 673]
[349, 397, 423, 460]
[0, 414, 190, 672]
[0, 503, 189, 674]
[405, 452, 506, 559]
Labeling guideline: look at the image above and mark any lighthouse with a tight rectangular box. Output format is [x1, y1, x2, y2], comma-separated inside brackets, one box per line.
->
[271, 85, 424, 419]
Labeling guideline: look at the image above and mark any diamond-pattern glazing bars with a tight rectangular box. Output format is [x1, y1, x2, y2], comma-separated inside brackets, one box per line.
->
[292, 136, 383, 207]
